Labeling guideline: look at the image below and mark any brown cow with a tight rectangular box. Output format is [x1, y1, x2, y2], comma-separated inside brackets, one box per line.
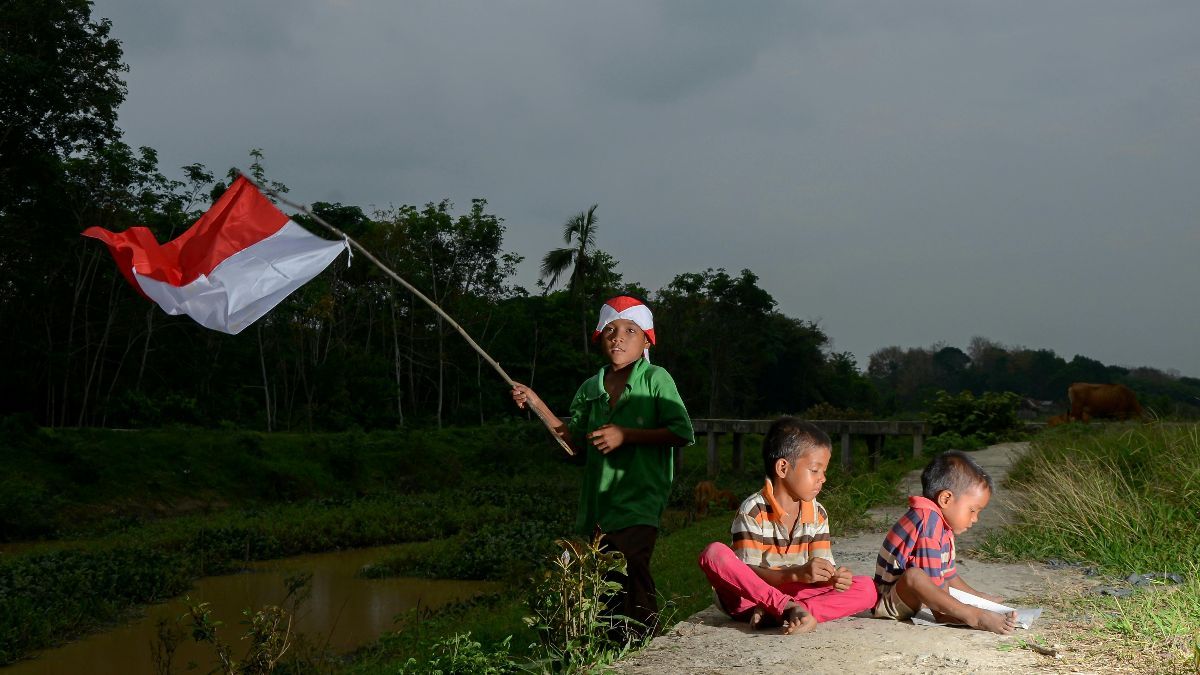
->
[1068, 382, 1145, 422]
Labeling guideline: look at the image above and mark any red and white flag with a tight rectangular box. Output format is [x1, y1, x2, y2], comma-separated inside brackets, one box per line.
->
[83, 176, 348, 334]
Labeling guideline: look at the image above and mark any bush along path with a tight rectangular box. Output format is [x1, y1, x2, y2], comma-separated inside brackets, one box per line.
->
[611, 441, 1089, 675]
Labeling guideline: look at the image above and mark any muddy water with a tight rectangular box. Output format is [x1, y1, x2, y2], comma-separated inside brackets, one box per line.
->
[4, 545, 497, 675]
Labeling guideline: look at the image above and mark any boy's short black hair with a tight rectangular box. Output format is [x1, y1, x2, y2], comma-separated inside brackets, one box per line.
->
[921, 450, 994, 500]
[762, 417, 832, 478]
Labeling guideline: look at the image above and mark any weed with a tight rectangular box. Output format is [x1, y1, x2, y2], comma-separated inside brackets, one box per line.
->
[395, 633, 518, 674]
[153, 572, 312, 675]
[524, 536, 636, 672]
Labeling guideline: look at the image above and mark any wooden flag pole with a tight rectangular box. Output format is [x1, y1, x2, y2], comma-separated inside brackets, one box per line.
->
[244, 173, 574, 455]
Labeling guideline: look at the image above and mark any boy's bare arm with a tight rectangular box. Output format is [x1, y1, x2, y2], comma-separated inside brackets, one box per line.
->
[511, 384, 577, 450]
[896, 570, 1015, 634]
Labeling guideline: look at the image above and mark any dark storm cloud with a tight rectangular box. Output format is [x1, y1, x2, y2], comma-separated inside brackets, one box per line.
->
[93, 0, 1200, 376]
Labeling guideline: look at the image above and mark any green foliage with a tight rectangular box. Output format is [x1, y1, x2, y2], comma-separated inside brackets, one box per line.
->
[524, 536, 636, 672]
[980, 423, 1200, 574]
[395, 633, 518, 675]
[868, 339, 1200, 418]
[926, 390, 1021, 439]
[801, 402, 873, 420]
[152, 573, 311, 675]
[921, 432, 992, 455]
[651, 268, 874, 418]
[981, 423, 1200, 670]
[362, 519, 566, 582]
[0, 476, 61, 540]
[0, 0, 126, 211]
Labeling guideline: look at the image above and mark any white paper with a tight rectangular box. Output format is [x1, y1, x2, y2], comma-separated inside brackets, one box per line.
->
[910, 587, 1042, 629]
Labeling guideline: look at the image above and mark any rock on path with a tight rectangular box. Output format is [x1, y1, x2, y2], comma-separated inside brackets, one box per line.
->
[613, 442, 1073, 674]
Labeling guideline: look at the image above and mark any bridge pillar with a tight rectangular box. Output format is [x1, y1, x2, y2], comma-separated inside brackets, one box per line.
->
[707, 431, 719, 478]
[731, 433, 744, 472]
[869, 434, 884, 471]
[841, 432, 852, 472]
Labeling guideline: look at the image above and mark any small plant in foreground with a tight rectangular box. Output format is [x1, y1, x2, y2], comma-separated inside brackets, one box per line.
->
[524, 536, 636, 672]
[152, 572, 312, 675]
[395, 633, 518, 675]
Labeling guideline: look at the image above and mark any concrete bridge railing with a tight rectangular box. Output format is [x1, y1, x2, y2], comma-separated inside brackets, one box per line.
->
[685, 418, 928, 477]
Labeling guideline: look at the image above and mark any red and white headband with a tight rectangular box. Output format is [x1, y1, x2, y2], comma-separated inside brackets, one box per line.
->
[592, 295, 656, 351]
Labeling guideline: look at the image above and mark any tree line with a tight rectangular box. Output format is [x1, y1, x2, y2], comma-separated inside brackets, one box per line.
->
[3, 1, 1197, 432]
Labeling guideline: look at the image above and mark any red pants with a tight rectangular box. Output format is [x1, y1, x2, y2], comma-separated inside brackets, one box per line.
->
[698, 542, 877, 623]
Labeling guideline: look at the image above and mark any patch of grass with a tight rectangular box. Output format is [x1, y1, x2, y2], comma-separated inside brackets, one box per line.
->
[980, 422, 1200, 670]
[980, 423, 1200, 574]
[0, 422, 569, 541]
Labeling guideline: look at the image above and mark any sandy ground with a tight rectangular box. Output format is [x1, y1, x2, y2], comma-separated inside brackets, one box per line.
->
[612, 442, 1083, 674]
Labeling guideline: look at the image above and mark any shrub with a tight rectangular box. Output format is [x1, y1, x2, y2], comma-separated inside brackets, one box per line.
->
[395, 633, 518, 675]
[926, 390, 1021, 439]
[0, 477, 61, 540]
[523, 536, 635, 672]
[800, 402, 872, 420]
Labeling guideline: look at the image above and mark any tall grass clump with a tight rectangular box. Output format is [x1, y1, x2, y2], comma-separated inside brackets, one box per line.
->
[982, 423, 1200, 670]
[982, 423, 1199, 574]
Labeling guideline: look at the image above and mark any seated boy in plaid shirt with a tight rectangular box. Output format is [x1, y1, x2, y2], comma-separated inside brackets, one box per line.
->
[873, 450, 1017, 634]
[698, 417, 877, 634]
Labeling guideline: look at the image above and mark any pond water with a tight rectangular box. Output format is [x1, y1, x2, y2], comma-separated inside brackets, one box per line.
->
[3, 545, 497, 675]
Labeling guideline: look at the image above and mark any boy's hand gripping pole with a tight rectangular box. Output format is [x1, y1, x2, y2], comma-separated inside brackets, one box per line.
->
[247, 174, 574, 456]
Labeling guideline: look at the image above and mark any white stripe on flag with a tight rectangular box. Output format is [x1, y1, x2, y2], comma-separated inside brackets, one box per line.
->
[134, 221, 347, 334]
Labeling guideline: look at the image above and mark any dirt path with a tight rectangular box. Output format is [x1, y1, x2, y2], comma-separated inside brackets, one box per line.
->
[613, 442, 1077, 674]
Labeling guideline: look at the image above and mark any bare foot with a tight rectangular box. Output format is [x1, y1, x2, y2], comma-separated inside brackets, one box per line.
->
[976, 609, 1017, 635]
[781, 603, 817, 635]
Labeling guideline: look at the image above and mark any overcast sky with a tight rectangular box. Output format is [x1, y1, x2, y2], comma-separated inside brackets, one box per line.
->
[93, 1, 1199, 376]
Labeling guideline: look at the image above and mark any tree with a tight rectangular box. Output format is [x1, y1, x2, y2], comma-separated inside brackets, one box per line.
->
[655, 268, 778, 416]
[540, 204, 601, 356]
[0, 0, 127, 213]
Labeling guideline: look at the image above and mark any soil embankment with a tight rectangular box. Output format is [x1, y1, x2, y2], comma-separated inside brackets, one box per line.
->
[614, 442, 1079, 674]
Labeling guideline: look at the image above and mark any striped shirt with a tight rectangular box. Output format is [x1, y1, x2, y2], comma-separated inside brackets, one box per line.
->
[731, 479, 834, 569]
[874, 496, 957, 593]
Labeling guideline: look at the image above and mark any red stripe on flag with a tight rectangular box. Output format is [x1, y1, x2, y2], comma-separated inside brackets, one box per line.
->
[82, 176, 290, 287]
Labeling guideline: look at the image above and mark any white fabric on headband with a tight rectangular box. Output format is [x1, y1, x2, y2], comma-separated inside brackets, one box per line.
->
[593, 296, 655, 361]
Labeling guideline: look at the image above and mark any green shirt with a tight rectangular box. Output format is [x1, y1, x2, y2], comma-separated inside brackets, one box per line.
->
[567, 358, 695, 536]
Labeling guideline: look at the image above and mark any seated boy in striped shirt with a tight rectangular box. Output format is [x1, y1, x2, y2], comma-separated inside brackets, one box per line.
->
[698, 417, 877, 634]
[873, 450, 1017, 634]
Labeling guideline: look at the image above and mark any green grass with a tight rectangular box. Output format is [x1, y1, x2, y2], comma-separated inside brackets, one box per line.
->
[979, 422, 1200, 671]
[980, 423, 1200, 573]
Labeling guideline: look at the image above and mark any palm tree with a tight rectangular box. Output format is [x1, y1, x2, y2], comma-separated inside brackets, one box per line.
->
[540, 204, 599, 356]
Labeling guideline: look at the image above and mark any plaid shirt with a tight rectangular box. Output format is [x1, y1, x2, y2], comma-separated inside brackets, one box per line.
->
[874, 496, 957, 593]
[731, 479, 834, 569]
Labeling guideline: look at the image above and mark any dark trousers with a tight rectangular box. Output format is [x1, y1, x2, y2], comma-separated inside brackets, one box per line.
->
[596, 524, 659, 637]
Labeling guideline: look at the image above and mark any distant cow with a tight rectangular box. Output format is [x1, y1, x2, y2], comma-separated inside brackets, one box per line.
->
[1068, 383, 1145, 422]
